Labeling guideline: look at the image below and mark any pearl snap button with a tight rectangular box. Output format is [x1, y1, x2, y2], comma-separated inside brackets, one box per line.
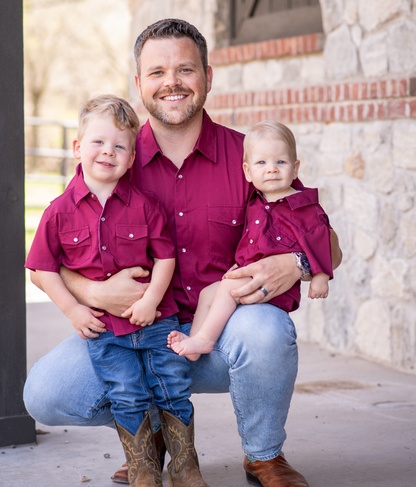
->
[73, 238, 78, 242]
[129, 234, 134, 238]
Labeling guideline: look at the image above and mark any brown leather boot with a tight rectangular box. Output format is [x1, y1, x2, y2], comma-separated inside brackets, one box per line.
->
[244, 454, 309, 487]
[159, 408, 210, 487]
[111, 428, 166, 484]
[115, 413, 163, 487]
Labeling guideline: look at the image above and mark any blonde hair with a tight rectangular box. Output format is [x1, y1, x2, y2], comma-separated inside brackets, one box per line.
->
[78, 95, 140, 144]
[243, 120, 297, 163]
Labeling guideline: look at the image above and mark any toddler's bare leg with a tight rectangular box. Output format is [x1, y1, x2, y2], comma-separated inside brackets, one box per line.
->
[169, 277, 251, 360]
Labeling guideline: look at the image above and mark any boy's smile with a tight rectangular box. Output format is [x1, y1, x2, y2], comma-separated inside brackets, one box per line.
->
[73, 115, 135, 195]
[243, 137, 300, 202]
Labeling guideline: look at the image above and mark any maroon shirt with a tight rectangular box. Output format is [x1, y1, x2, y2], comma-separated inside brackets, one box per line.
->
[132, 111, 251, 323]
[25, 165, 178, 335]
[235, 188, 333, 312]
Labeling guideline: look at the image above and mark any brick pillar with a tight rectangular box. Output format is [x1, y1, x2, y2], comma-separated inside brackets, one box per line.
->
[0, 0, 36, 447]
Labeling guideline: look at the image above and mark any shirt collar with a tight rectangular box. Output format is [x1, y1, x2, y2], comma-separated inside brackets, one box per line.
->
[138, 110, 218, 167]
[249, 183, 319, 210]
[72, 163, 131, 206]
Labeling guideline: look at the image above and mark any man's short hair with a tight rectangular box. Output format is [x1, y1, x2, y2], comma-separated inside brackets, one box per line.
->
[243, 120, 298, 163]
[78, 94, 140, 144]
[134, 18, 208, 77]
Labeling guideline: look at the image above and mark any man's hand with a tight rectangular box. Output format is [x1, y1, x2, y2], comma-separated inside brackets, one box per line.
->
[224, 254, 301, 305]
[89, 267, 153, 317]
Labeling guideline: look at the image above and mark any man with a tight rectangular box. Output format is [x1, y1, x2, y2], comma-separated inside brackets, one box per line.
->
[25, 19, 342, 487]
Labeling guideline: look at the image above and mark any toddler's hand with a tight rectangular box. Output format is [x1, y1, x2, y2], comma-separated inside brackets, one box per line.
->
[122, 300, 157, 327]
[67, 304, 105, 340]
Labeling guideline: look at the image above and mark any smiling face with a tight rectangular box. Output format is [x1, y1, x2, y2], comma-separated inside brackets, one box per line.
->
[73, 115, 135, 190]
[135, 37, 212, 128]
[243, 137, 300, 202]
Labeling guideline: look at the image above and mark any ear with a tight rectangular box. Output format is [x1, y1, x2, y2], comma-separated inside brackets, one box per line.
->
[206, 65, 213, 94]
[135, 74, 142, 100]
[292, 159, 300, 180]
[243, 162, 252, 183]
[128, 151, 136, 169]
[73, 139, 81, 160]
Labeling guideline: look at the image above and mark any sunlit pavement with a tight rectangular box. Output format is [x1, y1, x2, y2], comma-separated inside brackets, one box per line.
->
[1, 300, 415, 487]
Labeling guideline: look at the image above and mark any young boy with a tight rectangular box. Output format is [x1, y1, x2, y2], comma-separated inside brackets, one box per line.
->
[168, 120, 333, 361]
[25, 95, 210, 487]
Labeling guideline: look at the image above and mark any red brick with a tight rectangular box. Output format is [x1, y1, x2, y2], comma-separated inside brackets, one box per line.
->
[294, 106, 301, 122]
[335, 84, 341, 101]
[319, 87, 325, 102]
[370, 82, 378, 99]
[352, 83, 360, 100]
[361, 82, 368, 100]
[269, 40, 278, 58]
[410, 100, 416, 117]
[395, 99, 406, 117]
[357, 103, 365, 121]
[348, 104, 354, 121]
[389, 79, 397, 97]
[306, 34, 312, 52]
[377, 102, 385, 119]
[310, 33, 316, 51]
[387, 100, 396, 118]
[288, 108, 294, 123]
[329, 105, 336, 122]
[400, 79, 408, 96]
[310, 87, 316, 102]
[312, 105, 318, 121]
[380, 80, 387, 97]
[320, 106, 327, 121]
[367, 103, 375, 119]
[338, 105, 345, 121]
[344, 84, 351, 100]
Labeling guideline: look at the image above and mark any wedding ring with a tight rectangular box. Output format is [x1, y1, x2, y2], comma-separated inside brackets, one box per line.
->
[259, 286, 268, 297]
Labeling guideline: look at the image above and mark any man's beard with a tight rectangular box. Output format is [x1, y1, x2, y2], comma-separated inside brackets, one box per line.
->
[142, 87, 207, 126]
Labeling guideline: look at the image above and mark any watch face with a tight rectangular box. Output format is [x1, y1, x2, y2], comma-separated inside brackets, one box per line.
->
[300, 255, 311, 271]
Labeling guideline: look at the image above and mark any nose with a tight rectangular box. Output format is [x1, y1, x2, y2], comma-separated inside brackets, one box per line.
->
[163, 70, 181, 88]
[101, 144, 115, 157]
[267, 162, 278, 172]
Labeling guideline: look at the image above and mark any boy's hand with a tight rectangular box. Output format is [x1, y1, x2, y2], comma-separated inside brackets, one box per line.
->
[67, 304, 106, 340]
[122, 299, 158, 327]
[308, 273, 330, 299]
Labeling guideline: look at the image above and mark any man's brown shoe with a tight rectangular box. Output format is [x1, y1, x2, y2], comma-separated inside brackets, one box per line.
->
[244, 454, 309, 487]
[111, 428, 167, 484]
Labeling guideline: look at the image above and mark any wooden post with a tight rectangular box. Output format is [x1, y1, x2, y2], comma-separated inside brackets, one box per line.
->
[0, 0, 36, 447]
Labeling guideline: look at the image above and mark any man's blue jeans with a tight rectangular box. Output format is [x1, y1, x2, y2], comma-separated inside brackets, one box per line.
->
[24, 304, 298, 460]
[86, 316, 192, 436]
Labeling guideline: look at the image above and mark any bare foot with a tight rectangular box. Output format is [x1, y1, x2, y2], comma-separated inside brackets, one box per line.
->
[167, 331, 215, 361]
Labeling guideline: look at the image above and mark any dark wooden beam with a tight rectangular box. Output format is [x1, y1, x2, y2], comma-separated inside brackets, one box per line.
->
[0, 0, 36, 447]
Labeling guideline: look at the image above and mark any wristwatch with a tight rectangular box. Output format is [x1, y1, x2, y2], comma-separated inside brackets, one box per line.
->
[293, 252, 311, 280]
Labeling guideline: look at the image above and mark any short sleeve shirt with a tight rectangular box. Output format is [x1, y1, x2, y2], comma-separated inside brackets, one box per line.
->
[235, 188, 333, 312]
[25, 165, 178, 336]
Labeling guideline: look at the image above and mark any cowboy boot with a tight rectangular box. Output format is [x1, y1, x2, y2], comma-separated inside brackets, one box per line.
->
[159, 408, 210, 487]
[112, 428, 167, 484]
[115, 412, 163, 487]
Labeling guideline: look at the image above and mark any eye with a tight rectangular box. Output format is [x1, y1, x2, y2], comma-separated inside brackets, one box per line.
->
[116, 144, 125, 150]
[94, 140, 103, 144]
[277, 160, 285, 165]
[256, 160, 266, 165]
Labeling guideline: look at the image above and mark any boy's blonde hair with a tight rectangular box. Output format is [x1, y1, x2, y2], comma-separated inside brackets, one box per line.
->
[78, 95, 140, 144]
[243, 120, 297, 163]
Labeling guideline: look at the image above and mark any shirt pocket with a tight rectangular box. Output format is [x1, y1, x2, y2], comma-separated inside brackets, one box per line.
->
[115, 224, 148, 267]
[208, 206, 245, 265]
[59, 226, 91, 266]
[264, 225, 297, 253]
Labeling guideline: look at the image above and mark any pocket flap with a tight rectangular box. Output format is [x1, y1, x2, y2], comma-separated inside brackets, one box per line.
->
[59, 226, 90, 245]
[115, 224, 148, 241]
[267, 226, 296, 248]
[208, 206, 245, 227]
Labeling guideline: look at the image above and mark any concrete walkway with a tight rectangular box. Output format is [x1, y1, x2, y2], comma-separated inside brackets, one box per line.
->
[1, 301, 415, 486]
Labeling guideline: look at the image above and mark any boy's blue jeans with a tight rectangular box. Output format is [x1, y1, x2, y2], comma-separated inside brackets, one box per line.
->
[86, 315, 192, 436]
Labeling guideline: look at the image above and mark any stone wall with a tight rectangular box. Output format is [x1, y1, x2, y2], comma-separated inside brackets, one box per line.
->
[129, 0, 416, 373]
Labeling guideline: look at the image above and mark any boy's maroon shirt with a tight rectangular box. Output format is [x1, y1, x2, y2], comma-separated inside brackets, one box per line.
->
[235, 188, 333, 312]
[25, 165, 178, 335]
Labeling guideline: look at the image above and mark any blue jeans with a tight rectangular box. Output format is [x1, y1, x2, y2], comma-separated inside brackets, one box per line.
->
[24, 304, 298, 460]
[86, 316, 192, 435]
